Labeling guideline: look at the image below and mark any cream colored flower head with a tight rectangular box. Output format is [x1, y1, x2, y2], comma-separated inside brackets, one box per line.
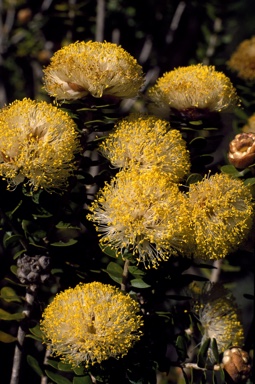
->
[40, 282, 143, 367]
[242, 113, 255, 134]
[0, 98, 80, 191]
[87, 168, 193, 268]
[227, 36, 255, 81]
[189, 282, 244, 363]
[99, 114, 191, 183]
[188, 173, 253, 260]
[148, 64, 239, 118]
[43, 40, 144, 101]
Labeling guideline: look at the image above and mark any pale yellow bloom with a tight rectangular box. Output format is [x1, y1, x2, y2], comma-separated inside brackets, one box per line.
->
[0, 98, 80, 191]
[188, 173, 253, 260]
[227, 36, 255, 81]
[189, 282, 244, 363]
[43, 41, 144, 101]
[148, 64, 239, 118]
[40, 282, 143, 367]
[87, 168, 193, 268]
[242, 113, 255, 134]
[99, 114, 190, 183]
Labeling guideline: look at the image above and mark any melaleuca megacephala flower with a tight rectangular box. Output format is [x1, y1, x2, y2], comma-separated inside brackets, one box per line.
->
[43, 40, 144, 101]
[99, 114, 191, 183]
[40, 282, 143, 367]
[189, 282, 245, 363]
[0, 98, 80, 191]
[87, 168, 193, 268]
[227, 36, 255, 81]
[147, 64, 239, 119]
[188, 173, 253, 260]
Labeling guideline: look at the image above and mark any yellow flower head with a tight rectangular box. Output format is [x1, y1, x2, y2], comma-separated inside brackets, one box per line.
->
[40, 282, 143, 367]
[148, 64, 239, 118]
[242, 113, 255, 134]
[227, 36, 255, 81]
[190, 282, 244, 363]
[188, 173, 253, 260]
[99, 114, 191, 183]
[0, 98, 80, 191]
[43, 40, 144, 101]
[87, 168, 193, 268]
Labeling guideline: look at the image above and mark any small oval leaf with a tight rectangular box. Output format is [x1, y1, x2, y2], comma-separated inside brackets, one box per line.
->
[0, 330, 17, 343]
[45, 370, 72, 384]
[0, 308, 25, 321]
[27, 355, 44, 377]
[197, 338, 211, 368]
[130, 279, 151, 288]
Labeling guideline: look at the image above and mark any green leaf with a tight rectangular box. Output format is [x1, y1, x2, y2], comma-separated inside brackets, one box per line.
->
[0, 308, 25, 320]
[50, 239, 78, 247]
[29, 324, 43, 340]
[13, 249, 26, 260]
[244, 177, 255, 186]
[3, 234, 23, 248]
[189, 137, 207, 149]
[221, 165, 249, 177]
[100, 245, 117, 258]
[176, 335, 188, 361]
[55, 221, 80, 230]
[106, 262, 123, 276]
[0, 287, 22, 303]
[211, 338, 220, 364]
[130, 279, 151, 288]
[58, 362, 73, 372]
[128, 265, 145, 277]
[197, 338, 210, 368]
[186, 173, 203, 185]
[27, 355, 44, 377]
[73, 366, 86, 375]
[45, 370, 72, 384]
[0, 330, 17, 343]
[73, 376, 92, 384]
[46, 359, 59, 369]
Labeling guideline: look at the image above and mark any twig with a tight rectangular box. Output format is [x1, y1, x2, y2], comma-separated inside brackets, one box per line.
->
[121, 259, 130, 292]
[10, 284, 38, 384]
[210, 259, 222, 283]
[95, 0, 105, 42]
[181, 362, 222, 371]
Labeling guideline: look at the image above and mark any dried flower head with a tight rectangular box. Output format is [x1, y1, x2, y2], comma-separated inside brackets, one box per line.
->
[99, 114, 190, 182]
[43, 40, 144, 101]
[190, 282, 245, 363]
[0, 98, 80, 191]
[40, 282, 143, 367]
[188, 173, 253, 260]
[148, 64, 239, 119]
[222, 348, 252, 383]
[87, 168, 193, 268]
[227, 36, 255, 81]
[242, 113, 255, 134]
[228, 132, 255, 169]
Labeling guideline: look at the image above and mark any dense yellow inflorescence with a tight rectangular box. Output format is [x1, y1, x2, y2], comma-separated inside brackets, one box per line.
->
[99, 114, 191, 183]
[227, 36, 255, 81]
[188, 173, 253, 260]
[242, 113, 255, 134]
[87, 168, 193, 268]
[0, 98, 80, 191]
[190, 283, 244, 363]
[43, 40, 144, 101]
[40, 282, 143, 367]
[148, 64, 239, 116]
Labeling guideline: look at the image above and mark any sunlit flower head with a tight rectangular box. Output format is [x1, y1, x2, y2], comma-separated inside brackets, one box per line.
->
[148, 64, 239, 119]
[242, 113, 255, 134]
[188, 173, 253, 260]
[87, 168, 193, 268]
[40, 282, 143, 367]
[228, 132, 255, 169]
[189, 282, 244, 363]
[0, 98, 80, 191]
[99, 114, 190, 182]
[227, 36, 255, 81]
[43, 40, 144, 101]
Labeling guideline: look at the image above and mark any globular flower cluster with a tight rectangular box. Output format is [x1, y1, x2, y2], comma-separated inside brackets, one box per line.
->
[227, 36, 255, 81]
[40, 282, 143, 367]
[148, 64, 239, 119]
[43, 40, 144, 101]
[189, 282, 245, 363]
[0, 98, 80, 191]
[87, 168, 193, 268]
[188, 173, 253, 260]
[99, 114, 191, 182]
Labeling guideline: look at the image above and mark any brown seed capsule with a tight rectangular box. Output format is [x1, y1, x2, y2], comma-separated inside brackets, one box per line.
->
[228, 132, 255, 169]
[222, 347, 251, 383]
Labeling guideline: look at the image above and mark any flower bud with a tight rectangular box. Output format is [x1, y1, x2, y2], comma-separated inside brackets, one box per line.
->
[228, 132, 255, 169]
[222, 348, 251, 383]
